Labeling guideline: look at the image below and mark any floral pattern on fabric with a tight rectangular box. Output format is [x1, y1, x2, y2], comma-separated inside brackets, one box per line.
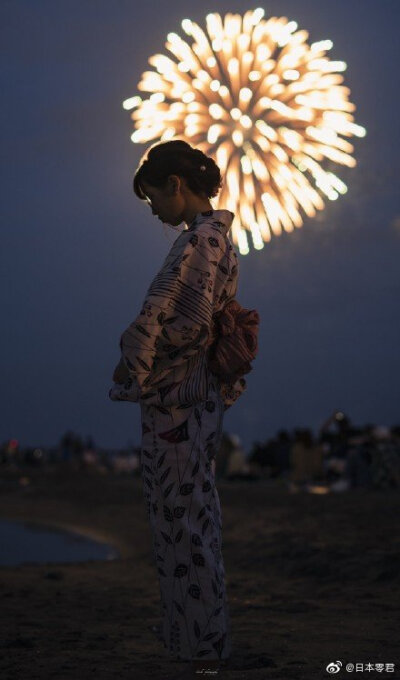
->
[109, 209, 246, 410]
[139, 371, 232, 661]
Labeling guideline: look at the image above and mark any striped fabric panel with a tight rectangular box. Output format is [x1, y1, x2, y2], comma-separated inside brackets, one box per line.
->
[147, 270, 178, 296]
[177, 352, 208, 403]
[147, 272, 213, 327]
[169, 279, 213, 326]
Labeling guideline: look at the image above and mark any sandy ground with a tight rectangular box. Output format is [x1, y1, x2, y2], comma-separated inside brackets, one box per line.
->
[0, 465, 399, 680]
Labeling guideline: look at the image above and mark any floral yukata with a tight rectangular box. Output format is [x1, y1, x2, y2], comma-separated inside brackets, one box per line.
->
[109, 209, 245, 661]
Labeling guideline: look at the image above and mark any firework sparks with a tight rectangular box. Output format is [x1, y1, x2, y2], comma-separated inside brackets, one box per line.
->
[123, 8, 366, 254]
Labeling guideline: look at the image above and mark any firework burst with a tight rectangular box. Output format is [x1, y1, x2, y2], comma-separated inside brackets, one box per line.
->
[123, 8, 366, 254]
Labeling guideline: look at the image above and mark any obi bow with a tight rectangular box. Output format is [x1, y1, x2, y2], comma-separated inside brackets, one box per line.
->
[206, 298, 260, 383]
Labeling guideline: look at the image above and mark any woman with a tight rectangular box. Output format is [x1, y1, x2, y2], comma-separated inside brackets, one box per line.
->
[109, 140, 247, 675]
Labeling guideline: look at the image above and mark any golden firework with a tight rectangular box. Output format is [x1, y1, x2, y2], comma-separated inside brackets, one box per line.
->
[123, 8, 366, 254]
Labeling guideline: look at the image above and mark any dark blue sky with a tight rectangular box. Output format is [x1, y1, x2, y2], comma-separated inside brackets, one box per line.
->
[1, 0, 399, 451]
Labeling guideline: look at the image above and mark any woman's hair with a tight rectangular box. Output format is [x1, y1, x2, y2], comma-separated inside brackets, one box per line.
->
[133, 139, 223, 200]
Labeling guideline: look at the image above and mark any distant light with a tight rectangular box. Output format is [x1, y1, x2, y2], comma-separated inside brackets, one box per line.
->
[182, 91, 195, 103]
[124, 10, 366, 252]
[251, 8, 265, 25]
[239, 87, 253, 102]
[209, 103, 224, 119]
[181, 19, 192, 34]
[122, 96, 141, 110]
[149, 92, 165, 103]
[240, 115, 252, 129]
[230, 108, 241, 120]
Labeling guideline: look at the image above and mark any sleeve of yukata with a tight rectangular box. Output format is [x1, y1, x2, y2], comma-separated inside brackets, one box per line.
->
[108, 230, 220, 403]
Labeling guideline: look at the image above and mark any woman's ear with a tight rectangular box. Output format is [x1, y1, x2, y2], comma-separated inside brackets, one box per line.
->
[167, 174, 181, 196]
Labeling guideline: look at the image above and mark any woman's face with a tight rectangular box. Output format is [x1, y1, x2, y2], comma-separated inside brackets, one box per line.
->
[141, 177, 185, 227]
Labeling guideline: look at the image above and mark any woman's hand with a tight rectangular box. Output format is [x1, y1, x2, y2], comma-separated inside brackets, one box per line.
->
[112, 357, 130, 384]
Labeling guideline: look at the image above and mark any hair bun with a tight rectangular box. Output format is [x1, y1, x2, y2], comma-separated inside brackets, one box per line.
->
[133, 139, 223, 200]
[147, 139, 191, 159]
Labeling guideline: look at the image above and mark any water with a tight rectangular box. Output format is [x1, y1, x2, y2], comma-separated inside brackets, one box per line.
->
[0, 519, 120, 566]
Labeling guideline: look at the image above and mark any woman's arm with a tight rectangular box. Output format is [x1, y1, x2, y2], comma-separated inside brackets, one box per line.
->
[109, 355, 141, 402]
[109, 230, 222, 402]
[112, 357, 130, 384]
[108, 375, 141, 402]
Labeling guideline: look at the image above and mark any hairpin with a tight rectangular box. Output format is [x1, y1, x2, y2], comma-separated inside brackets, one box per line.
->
[199, 165, 206, 171]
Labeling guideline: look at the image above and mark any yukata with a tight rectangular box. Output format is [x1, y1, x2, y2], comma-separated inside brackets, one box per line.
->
[109, 209, 246, 661]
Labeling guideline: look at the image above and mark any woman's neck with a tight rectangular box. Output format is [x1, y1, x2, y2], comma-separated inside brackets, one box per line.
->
[182, 200, 213, 227]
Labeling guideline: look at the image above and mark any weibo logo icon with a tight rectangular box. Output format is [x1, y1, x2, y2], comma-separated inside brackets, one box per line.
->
[326, 661, 343, 674]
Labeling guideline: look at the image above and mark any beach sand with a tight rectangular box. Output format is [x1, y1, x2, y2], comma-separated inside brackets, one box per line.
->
[0, 465, 398, 680]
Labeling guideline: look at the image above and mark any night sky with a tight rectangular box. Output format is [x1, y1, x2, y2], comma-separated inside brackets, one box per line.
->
[2, 0, 399, 452]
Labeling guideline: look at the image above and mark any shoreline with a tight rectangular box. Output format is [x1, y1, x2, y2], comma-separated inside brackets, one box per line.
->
[0, 465, 398, 680]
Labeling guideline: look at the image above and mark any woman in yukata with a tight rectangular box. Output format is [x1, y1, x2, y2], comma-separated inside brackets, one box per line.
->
[109, 139, 247, 678]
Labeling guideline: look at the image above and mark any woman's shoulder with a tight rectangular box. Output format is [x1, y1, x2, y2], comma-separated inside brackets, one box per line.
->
[181, 229, 238, 269]
[167, 215, 239, 268]
[183, 221, 236, 251]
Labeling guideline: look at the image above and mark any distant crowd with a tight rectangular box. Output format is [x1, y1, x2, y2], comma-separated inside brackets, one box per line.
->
[244, 411, 400, 492]
[1, 411, 399, 492]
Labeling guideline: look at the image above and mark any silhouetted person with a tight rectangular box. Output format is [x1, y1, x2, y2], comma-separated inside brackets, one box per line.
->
[289, 428, 323, 491]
